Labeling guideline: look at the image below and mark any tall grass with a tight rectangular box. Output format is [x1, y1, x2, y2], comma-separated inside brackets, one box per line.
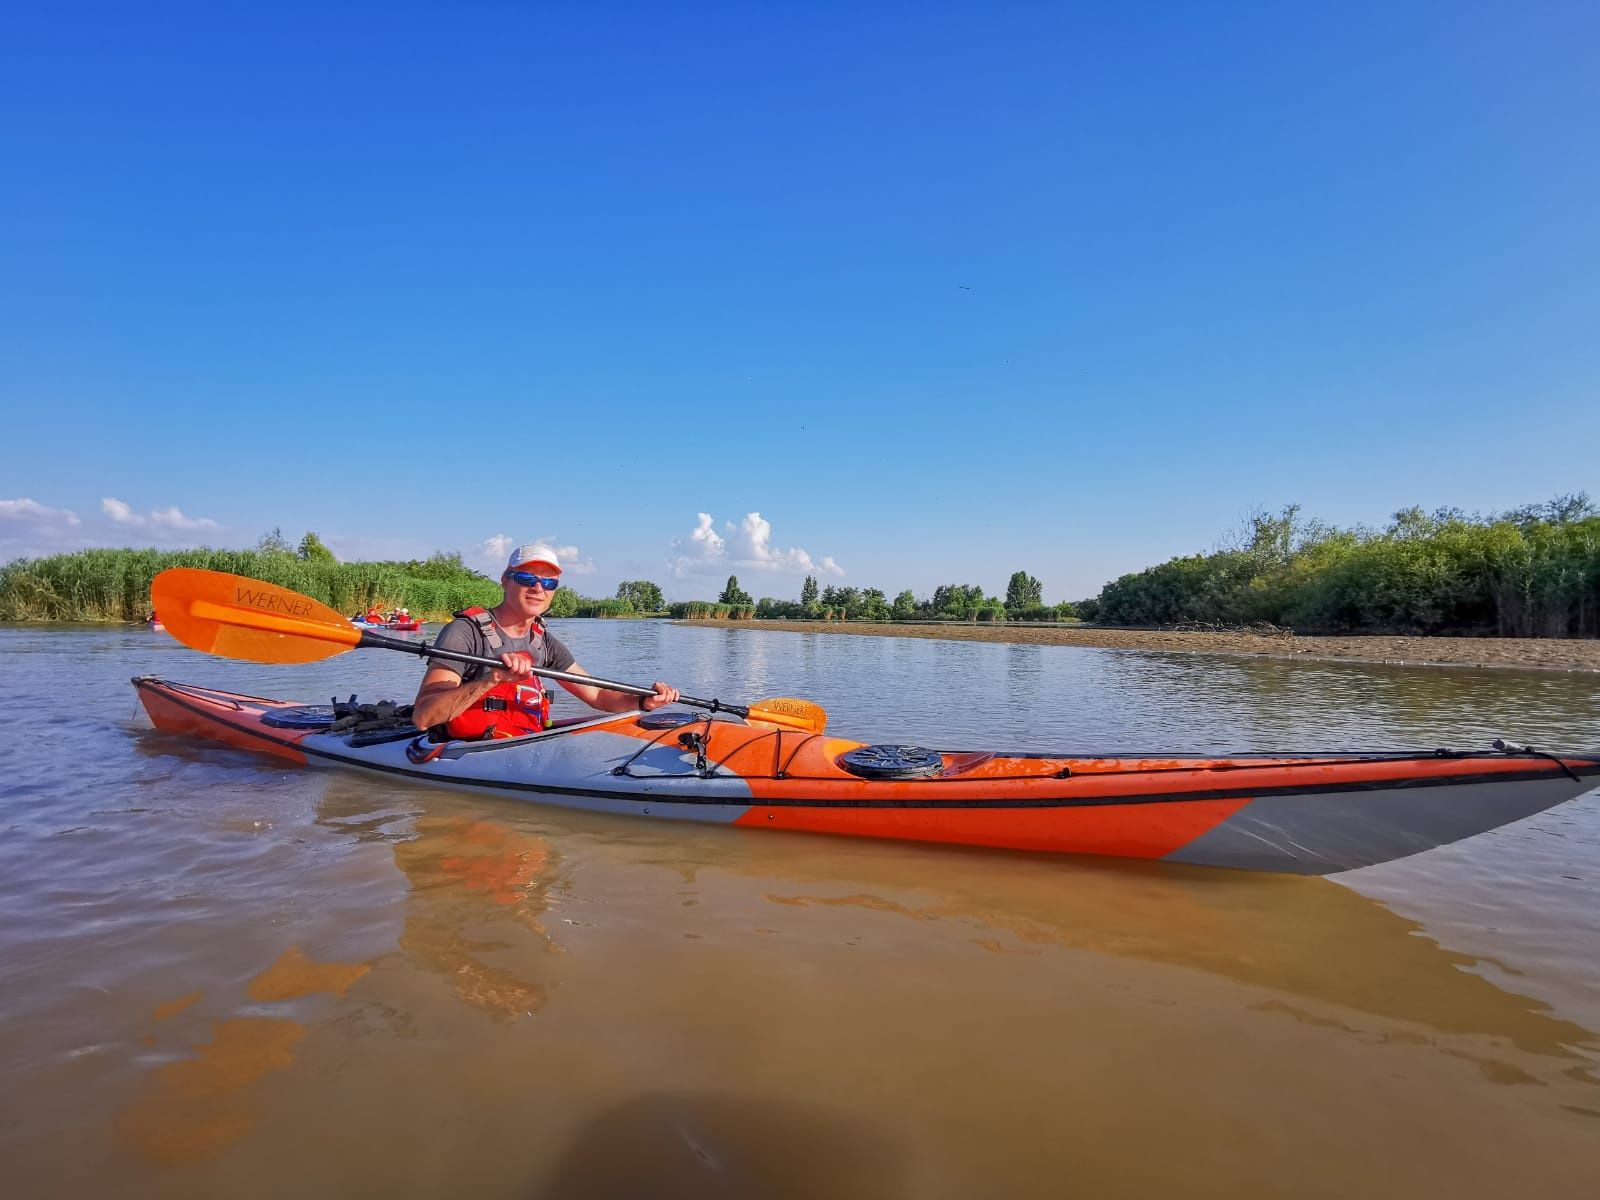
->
[669, 601, 742, 619]
[571, 598, 645, 618]
[0, 548, 501, 622]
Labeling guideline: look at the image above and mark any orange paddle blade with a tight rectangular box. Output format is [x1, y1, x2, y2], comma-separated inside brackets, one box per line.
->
[745, 697, 827, 734]
[151, 568, 361, 664]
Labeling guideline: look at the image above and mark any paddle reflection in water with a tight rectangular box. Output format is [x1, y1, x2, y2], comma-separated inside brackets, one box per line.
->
[116, 945, 370, 1166]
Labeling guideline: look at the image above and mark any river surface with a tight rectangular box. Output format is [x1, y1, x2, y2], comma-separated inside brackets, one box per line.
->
[3, 621, 1599, 1198]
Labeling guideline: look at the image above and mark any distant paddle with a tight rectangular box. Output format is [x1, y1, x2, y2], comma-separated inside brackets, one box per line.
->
[149, 567, 828, 733]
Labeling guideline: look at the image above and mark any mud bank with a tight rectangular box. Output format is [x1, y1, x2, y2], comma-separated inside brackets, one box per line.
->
[674, 620, 1600, 673]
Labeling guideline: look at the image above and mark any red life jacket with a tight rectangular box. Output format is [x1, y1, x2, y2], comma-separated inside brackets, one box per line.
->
[443, 607, 551, 740]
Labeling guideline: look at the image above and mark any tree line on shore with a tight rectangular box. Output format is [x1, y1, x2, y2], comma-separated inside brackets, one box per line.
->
[3, 495, 1596, 637]
[657, 571, 1078, 623]
[1091, 497, 1600, 637]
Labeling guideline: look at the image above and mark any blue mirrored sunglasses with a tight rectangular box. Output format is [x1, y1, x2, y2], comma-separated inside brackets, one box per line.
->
[508, 570, 560, 591]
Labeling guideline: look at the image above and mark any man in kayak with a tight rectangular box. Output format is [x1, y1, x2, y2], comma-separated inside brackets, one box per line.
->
[411, 543, 679, 739]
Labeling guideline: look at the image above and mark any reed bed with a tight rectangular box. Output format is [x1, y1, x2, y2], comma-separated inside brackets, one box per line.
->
[0, 549, 500, 622]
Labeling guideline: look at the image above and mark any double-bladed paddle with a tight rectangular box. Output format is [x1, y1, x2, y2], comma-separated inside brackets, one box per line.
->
[150, 567, 827, 733]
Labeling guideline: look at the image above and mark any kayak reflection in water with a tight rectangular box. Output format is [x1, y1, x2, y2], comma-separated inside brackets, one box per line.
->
[394, 814, 563, 1021]
[411, 541, 679, 740]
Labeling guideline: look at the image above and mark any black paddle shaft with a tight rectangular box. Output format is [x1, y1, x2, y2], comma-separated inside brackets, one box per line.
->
[358, 629, 745, 717]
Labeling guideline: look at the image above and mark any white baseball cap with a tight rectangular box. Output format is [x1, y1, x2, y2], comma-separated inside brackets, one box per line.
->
[505, 543, 562, 574]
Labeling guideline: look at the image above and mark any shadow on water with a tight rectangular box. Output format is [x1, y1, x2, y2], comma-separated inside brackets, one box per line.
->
[535, 1092, 911, 1200]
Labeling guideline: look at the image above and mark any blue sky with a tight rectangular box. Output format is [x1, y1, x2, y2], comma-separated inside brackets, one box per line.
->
[2, 1, 1596, 602]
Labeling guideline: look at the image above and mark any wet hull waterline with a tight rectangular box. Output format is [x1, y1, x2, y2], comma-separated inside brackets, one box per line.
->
[133, 676, 1600, 874]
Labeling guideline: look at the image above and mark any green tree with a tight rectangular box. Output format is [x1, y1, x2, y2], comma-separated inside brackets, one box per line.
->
[1502, 492, 1596, 527]
[800, 574, 819, 605]
[891, 589, 917, 620]
[756, 597, 803, 618]
[257, 527, 293, 554]
[719, 575, 752, 605]
[616, 580, 664, 611]
[1004, 570, 1042, 610]
[297, 531, 337, 563]
[546, 587, 580, 617]
[830, 586, 861, 618]
[930, 583, 984, 618]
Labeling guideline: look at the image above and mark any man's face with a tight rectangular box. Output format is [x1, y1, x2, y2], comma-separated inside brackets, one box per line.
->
[501, 569, 558, 619]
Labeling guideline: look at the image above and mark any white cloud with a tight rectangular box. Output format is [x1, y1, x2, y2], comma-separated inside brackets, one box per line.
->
[669, 511, 843, 579]
[477, 533, 596, 576]
[479, 534, 515, 568]
[101, 497, 137, 525]
[0, 497, 86, 557]
[101, 497, 221, 532]
[0, 498, 81, 528]
[546, 542, 596, 575]
[668, 513, 726, 576]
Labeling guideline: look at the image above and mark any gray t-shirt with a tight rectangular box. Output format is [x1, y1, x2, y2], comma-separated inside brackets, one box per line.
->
[429, 615, 575, 685]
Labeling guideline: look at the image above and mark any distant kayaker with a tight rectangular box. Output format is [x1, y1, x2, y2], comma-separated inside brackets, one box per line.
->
[411, 542, 679, 739]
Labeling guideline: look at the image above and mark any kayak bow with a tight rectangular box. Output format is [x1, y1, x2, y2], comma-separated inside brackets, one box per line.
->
[132, 676, 1600, 874]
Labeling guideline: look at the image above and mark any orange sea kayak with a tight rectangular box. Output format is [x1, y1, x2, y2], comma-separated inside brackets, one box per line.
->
[132, 676, 1600, 874]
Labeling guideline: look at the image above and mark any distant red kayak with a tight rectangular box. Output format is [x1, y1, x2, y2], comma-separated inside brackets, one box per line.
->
[350, 617, 421, 631]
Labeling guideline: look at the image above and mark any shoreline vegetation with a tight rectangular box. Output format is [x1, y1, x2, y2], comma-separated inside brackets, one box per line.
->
[0, 542, 504, 623]
[3, 497, 1597, 673]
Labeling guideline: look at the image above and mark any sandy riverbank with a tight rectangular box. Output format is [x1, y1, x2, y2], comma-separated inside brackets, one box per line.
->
[674, 619, 1600, 673]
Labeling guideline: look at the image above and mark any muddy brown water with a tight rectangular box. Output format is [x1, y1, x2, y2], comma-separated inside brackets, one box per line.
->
[3, 623, 1599, 1198]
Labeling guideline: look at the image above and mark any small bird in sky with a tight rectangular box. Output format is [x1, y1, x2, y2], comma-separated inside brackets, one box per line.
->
[958, 284, 971, 290]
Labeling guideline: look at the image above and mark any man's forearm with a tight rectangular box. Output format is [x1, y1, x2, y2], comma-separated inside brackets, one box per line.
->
[592, 688, 643, 714]
[414, 675, 501, 728]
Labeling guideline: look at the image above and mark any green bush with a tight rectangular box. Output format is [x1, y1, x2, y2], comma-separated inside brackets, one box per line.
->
[1007, 603, 1078, 622]
[1091, 499, 1600, 637]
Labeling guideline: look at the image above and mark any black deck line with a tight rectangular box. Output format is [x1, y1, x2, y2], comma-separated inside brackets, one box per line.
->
[137, 680, 1600, 811]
